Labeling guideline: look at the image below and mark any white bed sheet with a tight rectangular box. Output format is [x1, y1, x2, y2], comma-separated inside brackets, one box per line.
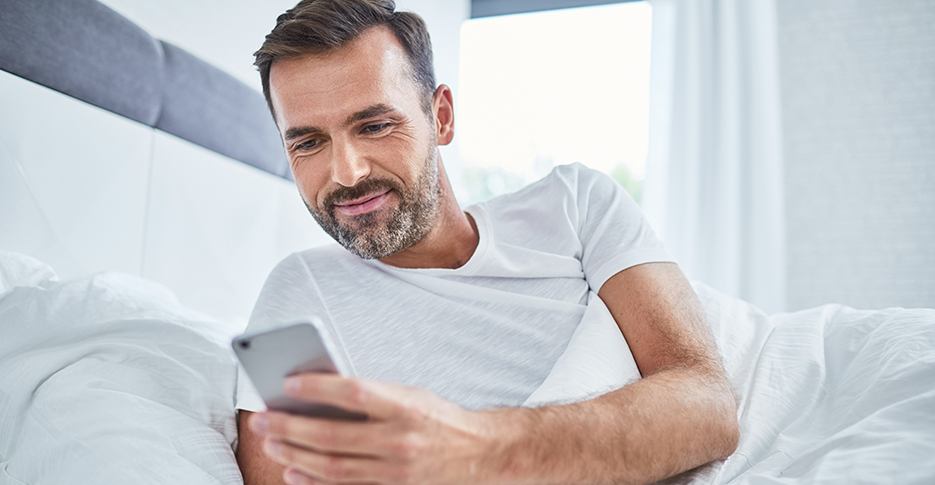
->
[1, 251, 933, 484]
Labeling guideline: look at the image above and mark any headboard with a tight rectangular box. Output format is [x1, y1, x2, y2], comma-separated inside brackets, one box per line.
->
[0, 0, 289, 179]
[0, 0, 332, 327]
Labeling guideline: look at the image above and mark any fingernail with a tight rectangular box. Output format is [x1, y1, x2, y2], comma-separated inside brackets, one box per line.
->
[285, 378, 300, 392]
[251, 414, 268, 432]
[284, 469, 304, 485]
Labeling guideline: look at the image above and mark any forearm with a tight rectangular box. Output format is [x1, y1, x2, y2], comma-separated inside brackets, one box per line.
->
[482, 366, 739, 484]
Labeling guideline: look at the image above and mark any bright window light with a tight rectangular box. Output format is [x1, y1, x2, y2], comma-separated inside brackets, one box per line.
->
[457, 2, 652, 204]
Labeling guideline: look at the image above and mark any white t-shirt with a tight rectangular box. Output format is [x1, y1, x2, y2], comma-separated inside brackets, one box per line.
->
[235, 163, 673, 411]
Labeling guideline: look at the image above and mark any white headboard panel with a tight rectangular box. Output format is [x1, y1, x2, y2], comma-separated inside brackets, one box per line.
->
[1, 70, 331, 328]
[1, 70, 152, 278]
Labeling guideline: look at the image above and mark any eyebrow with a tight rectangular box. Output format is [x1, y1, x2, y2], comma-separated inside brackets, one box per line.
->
[283, 103, 397, 143]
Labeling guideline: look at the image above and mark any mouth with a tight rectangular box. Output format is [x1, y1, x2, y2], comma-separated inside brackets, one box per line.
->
[333, 188, 392, 217]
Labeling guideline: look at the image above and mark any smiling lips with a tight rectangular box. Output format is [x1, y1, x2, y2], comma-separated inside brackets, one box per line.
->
[333, 188, 392, 216]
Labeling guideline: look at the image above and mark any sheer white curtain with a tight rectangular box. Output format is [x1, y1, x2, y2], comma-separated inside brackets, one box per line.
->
[643, 0, 786, 312]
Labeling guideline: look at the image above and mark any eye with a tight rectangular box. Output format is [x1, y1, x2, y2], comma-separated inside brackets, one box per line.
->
[294, 139, 320, 152]
[361, 122, 391, 135]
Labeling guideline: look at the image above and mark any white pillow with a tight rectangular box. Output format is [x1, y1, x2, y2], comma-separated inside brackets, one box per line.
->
[523, 290, 641, 407]
[522, 281, 773, 408]
[0, 263, 242, 484]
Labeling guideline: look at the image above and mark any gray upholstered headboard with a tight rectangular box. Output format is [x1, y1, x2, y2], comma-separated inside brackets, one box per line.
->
[0, 0, 290, 180]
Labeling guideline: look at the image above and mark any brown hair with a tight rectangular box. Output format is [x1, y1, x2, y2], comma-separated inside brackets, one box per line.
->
[254, 0, 436, 118]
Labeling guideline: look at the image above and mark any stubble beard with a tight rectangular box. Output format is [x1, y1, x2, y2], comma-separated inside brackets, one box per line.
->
[305, 148, 442, 260]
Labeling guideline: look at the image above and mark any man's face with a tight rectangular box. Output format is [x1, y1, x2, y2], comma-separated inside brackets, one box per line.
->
[268, 26, 441, 259]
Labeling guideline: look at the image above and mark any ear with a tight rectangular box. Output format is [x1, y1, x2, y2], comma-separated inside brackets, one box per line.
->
[432, 84, 455, 146]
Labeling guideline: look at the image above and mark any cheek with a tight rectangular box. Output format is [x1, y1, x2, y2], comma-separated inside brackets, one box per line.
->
[379, 133, 430, 179]
[292, 163, 328, 210]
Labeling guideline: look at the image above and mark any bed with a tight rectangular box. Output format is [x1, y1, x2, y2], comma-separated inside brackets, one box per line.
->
[2, 1, 934, 484]
[3, 251, 933, 484]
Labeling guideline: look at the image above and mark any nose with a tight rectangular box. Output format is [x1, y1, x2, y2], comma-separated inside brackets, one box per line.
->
[330, 138, 371, 187]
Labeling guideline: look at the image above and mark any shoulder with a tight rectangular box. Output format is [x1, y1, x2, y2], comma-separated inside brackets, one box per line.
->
[263, 244, 356, 284]
[292, 244, 353, 268]
[248, 246, 349, 330]
[482, 163, 611, 207]
[537, 162, 612, 190]
[464, 164, 592, 248]
[475, 163, 617, 222]
[549, 162, 609, 186]
[551, 162, 624, 200]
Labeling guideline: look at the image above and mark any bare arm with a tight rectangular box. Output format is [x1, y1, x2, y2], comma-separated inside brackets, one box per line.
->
[236, 410, 287, 485]
[483, 262, 739, 484]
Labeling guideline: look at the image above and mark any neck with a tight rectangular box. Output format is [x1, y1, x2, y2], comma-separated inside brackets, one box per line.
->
[378, 161, 479, 269]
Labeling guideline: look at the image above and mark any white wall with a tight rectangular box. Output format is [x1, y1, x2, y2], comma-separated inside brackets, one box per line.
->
[778, 0, 935, 310]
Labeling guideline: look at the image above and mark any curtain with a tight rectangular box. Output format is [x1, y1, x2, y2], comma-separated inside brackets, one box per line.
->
[643, 0, 786, 312]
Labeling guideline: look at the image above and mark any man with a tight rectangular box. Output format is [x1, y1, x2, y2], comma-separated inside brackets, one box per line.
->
[236, 1, 739, 483]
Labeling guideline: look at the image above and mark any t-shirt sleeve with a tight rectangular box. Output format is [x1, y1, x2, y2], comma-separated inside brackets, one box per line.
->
[566, 163, 674, 292]
[234, 252, 328, 412]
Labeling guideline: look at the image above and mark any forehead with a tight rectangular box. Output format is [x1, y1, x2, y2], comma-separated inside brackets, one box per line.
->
[268, 26, 419, 130]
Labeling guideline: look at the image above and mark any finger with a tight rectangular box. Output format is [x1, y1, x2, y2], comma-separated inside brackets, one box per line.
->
[284, 374, 407, 420]
[255, 411, 396, 457]
[283, 467, 380, 485]
[264, 438, 397, 483]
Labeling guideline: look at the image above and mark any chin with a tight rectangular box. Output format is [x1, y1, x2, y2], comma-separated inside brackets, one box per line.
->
[336, 211, 390, 237]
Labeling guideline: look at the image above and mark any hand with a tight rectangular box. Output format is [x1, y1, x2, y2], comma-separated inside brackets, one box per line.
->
[249, 374, 504, 484]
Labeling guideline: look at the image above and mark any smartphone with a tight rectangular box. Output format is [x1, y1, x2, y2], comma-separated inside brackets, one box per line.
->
[232, 319, 367, 421]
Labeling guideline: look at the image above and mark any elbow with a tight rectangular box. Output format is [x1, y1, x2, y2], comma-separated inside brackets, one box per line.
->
[719, 410, 741, 459]
[714, 385, 741, 459]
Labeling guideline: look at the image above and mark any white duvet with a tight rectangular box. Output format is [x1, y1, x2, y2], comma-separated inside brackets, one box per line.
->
[1, 251, 933, 484]
[530, 283, 935, 484]
[0, 252, 243, 484]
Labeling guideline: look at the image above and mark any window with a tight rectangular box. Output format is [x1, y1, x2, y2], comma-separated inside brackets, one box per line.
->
[457, 2, 652, 204]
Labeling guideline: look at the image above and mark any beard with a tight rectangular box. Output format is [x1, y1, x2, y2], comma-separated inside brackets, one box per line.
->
[304, 148, 442, 260]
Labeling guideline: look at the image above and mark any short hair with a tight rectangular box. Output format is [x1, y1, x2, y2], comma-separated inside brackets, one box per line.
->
[254, 0, 436, 118]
